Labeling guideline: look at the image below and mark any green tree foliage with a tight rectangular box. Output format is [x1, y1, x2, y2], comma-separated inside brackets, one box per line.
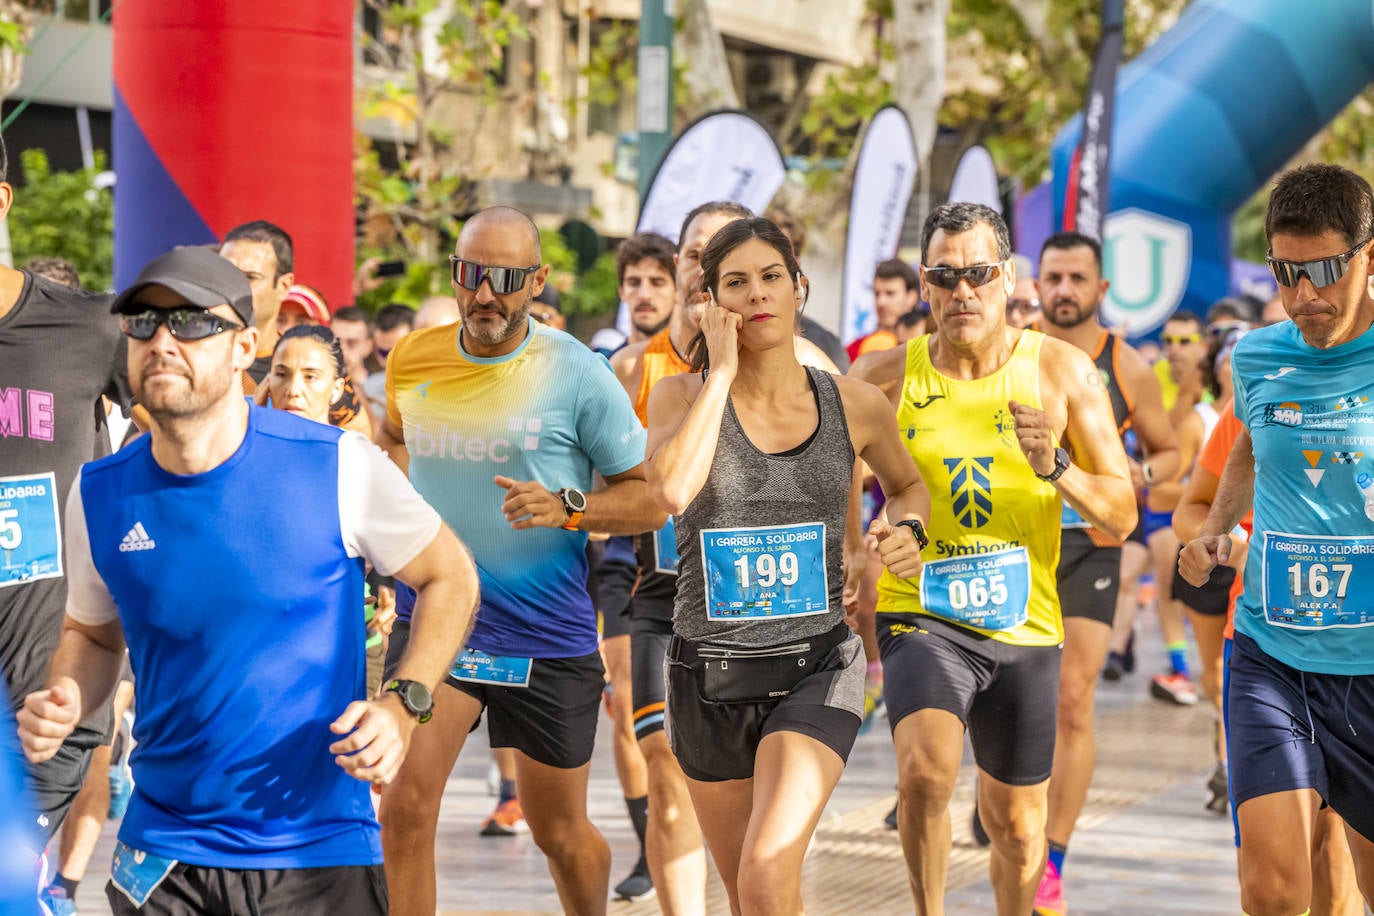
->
[10, 148, 113, 291]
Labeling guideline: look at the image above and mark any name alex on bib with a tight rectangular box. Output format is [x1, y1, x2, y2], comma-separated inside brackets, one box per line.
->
[1262, 531, 1374, 629]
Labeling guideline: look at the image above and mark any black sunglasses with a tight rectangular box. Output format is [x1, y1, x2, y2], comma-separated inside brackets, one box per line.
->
[1266, 237, 1371, 288]
[922, 262, 1006, 291]
[1007, 297, 1041, 313]
[121, 307, 244, 341]
[449, 257, 541, 294]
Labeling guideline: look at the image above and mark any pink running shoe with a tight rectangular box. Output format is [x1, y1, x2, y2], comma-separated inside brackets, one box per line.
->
[1033, 859, 1066, 916]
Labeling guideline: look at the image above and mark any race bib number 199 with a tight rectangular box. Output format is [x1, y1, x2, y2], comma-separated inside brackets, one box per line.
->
[701, 522, 828, 620]
[1262, 531, 1374, 629]
[0, 472, 62, 589]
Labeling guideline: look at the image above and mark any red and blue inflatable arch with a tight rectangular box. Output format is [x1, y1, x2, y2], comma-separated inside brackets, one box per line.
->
[113, 4, 353, 307]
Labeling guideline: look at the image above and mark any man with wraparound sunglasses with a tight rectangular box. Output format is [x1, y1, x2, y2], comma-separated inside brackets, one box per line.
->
[851, 202, 1136, 915]
[375, 205, 666, 916]
[17, 246, 477, 915]
[1180, 163, 1374, 916]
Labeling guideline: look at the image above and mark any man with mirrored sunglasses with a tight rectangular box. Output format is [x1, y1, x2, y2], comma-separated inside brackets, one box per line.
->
[850, 202, 1136, 914]
[1181, 163, 1374, 915]
[17, 245, 478, 916]
[376, 205, 665, 916]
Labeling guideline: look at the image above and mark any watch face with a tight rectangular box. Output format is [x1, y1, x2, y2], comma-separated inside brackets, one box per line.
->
[396, 680, 432, 712]
[563, 488, 588, 513]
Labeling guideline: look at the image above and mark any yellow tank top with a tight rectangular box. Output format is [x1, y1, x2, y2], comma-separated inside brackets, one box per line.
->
[877, 331, 1064, 646]
[634, 329, 692, 425]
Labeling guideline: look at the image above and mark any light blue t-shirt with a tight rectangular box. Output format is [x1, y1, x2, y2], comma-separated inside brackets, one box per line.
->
[1232, 320, 1374, 675]
[387, 320, 646, 658]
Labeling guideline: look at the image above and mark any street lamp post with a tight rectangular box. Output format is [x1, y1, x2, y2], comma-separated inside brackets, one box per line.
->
[636, 0, 674, 201]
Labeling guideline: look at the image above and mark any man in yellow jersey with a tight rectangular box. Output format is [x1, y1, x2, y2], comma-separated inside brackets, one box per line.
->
[608, 201, 753, 915]
[1032, 232, 1179, 915]
[850, 202, 1136, 915]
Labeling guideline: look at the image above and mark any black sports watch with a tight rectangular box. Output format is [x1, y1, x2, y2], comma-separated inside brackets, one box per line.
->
[895, 518, 930, 551]
[558, 487, 587, 531]
[385, 679, 434, 724]
[1036, 447, 1072, 483]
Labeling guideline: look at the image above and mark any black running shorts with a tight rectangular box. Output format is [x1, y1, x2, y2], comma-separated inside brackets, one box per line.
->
[1057, 528, 1121, 626]
[879, 613, 1061, 786]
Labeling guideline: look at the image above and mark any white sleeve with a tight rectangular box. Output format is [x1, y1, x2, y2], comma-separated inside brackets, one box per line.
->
[337, 432, 443, 576]
[64, 470, 120, 626]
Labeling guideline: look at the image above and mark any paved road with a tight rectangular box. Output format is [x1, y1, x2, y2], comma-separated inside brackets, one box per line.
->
[75, 610, 1242, 914]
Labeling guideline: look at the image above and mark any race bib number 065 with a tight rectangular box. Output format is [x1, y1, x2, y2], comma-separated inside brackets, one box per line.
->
[919, 546, 1030, 631]
[701, 522, 828, 621]
[1262, 531, 1374, 629]
[0, 472, 62, 589]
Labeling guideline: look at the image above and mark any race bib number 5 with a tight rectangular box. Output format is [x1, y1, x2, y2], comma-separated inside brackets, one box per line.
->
[1262, 532, 1374, 629]
[0, 472, 62, 589]
[919, 546, 1030, 631]
[701, 522, 828, 620]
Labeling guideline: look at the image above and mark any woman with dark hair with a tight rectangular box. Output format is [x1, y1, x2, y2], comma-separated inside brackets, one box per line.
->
[645, 217, 931, 913]
[257, 324, 393, 695]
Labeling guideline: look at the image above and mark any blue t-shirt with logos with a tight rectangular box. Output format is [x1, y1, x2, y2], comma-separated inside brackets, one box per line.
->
[1232, 320, 1374, 675]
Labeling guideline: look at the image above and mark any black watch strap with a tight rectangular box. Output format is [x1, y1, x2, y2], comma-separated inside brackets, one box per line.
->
[1036, 447, 1071, 483]
[385, 679, 433, 724]
[895, 518, 930, 551]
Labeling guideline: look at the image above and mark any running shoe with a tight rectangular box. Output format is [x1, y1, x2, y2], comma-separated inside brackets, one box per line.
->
[479, 798, 527, 836]
[1205, 762, 1229, 816]
[1101, 651, 1127, 682]
[613, 864, 655, 902]
[1033, 859, 1066, 916]
[1150, 671, 1199, 706]
[970, 800, 990, 847]
[884, 802, 898, 830]
[38, 885, 77, 916]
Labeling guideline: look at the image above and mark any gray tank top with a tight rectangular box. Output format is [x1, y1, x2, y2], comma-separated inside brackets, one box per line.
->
[673, 366, 855, 646]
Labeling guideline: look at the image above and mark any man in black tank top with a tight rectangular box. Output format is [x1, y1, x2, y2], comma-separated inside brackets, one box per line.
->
[1031, 231, 1180, 913]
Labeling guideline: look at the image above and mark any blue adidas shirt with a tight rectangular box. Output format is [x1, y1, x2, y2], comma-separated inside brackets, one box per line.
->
[65, 406, 440, 867]
[1232, 320, 1374, 675]
[386, 321, 645, 658]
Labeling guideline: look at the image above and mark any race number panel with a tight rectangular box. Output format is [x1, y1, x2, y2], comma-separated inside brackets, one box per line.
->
[0, 472, 62, 589]
[919, 545, 1030, 631]
[1262, 531, 1374, 629]
[450, 648, 533, 687]
[654, 516, 680, 575]
[701, 522, 828, 621]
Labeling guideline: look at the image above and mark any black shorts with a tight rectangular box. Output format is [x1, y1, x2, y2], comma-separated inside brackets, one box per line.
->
[1171, 546, 1236, 616]
[27, 725, 103, 842]
[107, 862, 387, 916]
[1057, 528, 1121, 626]
[879, 614, 1061, 786]
[385, 620, 604, 769]
[630, 614, 673, 740]
[597, 559, 637, 641]
[665, 628, 864, 782]
[1227, 631, 1374, 841]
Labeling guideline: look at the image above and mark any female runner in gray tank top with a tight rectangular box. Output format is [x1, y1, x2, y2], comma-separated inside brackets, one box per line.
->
[645, 216, 931, 915]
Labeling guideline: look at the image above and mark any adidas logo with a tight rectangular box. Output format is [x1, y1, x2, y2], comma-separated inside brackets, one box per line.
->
[118, 522, 156, 553]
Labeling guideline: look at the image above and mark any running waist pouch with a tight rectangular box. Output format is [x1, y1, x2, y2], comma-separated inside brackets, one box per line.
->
[667, 622, 849, 704]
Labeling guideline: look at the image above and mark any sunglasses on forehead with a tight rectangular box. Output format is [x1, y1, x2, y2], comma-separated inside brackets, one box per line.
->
[121, 307, 244, 341]
[1266, 237, 1371, 288]
[922, 261, 1007, 291]
[449, 256, 541, 295]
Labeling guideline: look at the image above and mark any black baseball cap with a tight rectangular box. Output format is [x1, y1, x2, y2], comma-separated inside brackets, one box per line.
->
[111, 247, 255, 327]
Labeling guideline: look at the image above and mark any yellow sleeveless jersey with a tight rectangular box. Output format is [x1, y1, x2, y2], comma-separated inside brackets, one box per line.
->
[877, 331, 1064, 646]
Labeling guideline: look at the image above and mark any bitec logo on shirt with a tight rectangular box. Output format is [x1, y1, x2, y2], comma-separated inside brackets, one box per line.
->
[409, 416, 542, 463]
